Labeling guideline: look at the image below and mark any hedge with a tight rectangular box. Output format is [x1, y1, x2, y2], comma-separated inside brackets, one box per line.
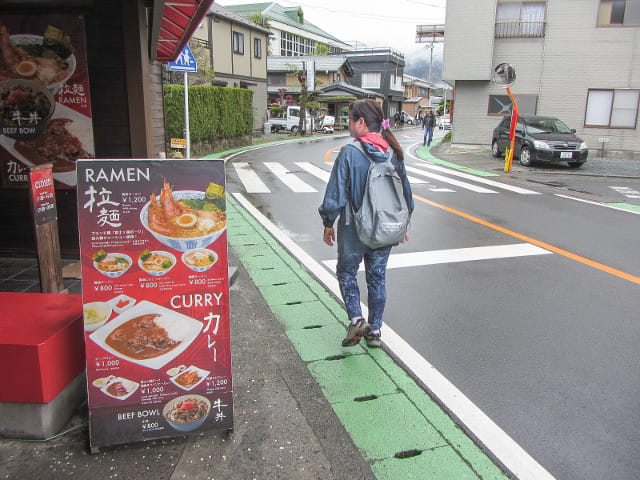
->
[163, 85, 253, 144]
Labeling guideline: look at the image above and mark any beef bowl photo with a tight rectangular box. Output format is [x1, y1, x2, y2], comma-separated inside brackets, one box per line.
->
[163, 395, 210, 432]
[140, 181, 226, 252]
[0, 79, 55, 140]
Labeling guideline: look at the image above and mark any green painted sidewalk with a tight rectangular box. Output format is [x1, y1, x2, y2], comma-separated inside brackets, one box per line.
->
[227, 195, 509, 480]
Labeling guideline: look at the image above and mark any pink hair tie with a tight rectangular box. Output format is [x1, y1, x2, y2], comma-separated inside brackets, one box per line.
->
[380, 118, 390, 130]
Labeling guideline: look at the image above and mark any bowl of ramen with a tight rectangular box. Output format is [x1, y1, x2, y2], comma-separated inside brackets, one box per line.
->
[163, 395, 210, 432]
[0, 79, 55, 140]
[140, 181, 226, 252]
[182, 248, 218, 273]
[138, 249, 176, 276]
[83, 301, 112, 332]
[8, 32, 77, 95]
[92, 251, 132, 278]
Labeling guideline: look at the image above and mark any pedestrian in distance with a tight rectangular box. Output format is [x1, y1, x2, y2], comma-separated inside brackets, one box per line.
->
[423, 107, 436, 146]
[393, 111, 400, 129]
[318, 99, 414, 348]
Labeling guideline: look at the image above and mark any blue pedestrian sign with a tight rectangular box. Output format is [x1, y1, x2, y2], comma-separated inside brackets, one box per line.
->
[168, 44, 197, 72]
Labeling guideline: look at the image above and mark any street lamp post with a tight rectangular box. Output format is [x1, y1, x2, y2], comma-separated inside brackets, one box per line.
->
[492, 63, 518, 172]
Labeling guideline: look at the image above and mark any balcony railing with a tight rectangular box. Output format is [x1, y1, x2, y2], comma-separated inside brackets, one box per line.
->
[495, 21, 546, 38]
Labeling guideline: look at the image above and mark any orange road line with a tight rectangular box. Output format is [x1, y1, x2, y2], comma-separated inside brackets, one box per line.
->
[413, 193, 640, 286]
[324, 146, 341, 163]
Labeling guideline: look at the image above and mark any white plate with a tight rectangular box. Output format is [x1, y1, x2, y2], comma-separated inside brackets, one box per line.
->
[100, 376, 139, 401]
[107, 294, 136, 314]
[89, 300, 203, 370]
[92, 375, 116, 388]
[0, 103, 94, 187]
[169, 365, 210, 391]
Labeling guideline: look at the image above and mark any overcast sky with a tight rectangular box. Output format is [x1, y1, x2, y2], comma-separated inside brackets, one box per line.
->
[216, 0, 446, 56]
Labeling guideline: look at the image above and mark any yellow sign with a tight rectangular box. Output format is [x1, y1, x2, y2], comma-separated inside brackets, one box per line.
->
[171, 138, 186, 149]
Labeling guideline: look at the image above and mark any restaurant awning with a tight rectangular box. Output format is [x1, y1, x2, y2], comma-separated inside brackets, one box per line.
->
[151, 0, 215, 62]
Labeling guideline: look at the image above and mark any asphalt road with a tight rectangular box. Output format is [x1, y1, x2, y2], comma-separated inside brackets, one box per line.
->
[224, 130, 640, 480]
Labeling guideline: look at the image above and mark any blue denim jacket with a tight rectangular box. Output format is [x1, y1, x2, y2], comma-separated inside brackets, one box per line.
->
[318, 140, 414, 228]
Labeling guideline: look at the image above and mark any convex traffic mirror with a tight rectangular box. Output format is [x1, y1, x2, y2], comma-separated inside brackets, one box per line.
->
[492, 63, 516, 88]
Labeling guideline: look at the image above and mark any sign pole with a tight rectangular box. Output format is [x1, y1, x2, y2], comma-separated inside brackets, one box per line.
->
[168, 45, 197, 160]
[184, 71, 190, 159]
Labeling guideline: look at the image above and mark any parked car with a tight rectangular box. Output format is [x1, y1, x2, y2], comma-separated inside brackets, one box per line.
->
[491, 115, 588, 167]
[400, 111, 415, 125]
[438, 116, 451, 130]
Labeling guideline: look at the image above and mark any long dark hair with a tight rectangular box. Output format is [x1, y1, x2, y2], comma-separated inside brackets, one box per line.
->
[349, 99, 404, 162]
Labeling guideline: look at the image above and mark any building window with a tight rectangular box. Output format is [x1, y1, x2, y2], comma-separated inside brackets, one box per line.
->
[597, 0, 640, 26]
[488, 94, 538, 116]
[280, 31, 316, 56]
[254, 38, 262, 58]
[585, 89, 639, 128]
[496, 2, 546, 37]
[233, 31, 244, 54]
[361, 72, 381, 89]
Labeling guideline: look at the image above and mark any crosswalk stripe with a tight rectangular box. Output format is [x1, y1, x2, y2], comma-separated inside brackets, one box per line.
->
[295, 162, 331, 182]
[232, 162, 270, 193]
[412, 163, 540, 195]
[265, 162, 317, 192]
[406, 165, 498, 193]
[323, 243, 551, 272]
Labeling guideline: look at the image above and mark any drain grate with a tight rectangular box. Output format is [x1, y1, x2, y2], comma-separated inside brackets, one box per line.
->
[303, 325, 323, 329]
[354, 395, 378, 402]
[394, 449, 423, 459]
[325, 354, 346, 361]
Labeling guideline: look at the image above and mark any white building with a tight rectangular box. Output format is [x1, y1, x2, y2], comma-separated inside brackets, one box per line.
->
[442, 0, 640, 154]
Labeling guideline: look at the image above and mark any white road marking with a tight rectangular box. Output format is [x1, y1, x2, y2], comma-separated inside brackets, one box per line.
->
[265, 162, 317, 192]
[232, 192, 557, 480]
[296, 161, 427, 185]
[609, 186, 640, 199]
[555, 194, 640, 215]
[323, 243, 551, 272]
[406, 165, 498, 193]
[410, 162, 541, 195]
[295, 162, 331, 182]
[232, 162, 270, 193]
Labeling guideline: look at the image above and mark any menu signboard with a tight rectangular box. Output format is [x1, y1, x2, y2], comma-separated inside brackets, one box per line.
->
[0, 14, 94, 189]
[76, 159, 233, 450]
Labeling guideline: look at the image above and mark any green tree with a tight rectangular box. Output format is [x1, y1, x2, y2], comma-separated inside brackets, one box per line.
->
[314, 44, 329, 56]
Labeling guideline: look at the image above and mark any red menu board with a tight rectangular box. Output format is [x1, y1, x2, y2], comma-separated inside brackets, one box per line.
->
[76, 159, 233, 450]
[0, 14, 94, 189]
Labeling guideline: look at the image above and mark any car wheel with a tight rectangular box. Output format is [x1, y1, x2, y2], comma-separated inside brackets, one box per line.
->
[519, 147, 533, 167]
[568, 162, 585, 168]
[291, 126, 298, 134]
[491, 140, 502, 158]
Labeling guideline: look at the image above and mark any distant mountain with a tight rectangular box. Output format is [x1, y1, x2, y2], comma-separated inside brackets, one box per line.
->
[404, 47, 443, 86]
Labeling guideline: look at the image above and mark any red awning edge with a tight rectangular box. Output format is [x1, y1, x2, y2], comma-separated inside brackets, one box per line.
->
[151, 0, 214, 62]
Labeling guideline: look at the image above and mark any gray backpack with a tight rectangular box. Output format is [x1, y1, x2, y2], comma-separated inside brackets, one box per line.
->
[350, 142, 410, 249]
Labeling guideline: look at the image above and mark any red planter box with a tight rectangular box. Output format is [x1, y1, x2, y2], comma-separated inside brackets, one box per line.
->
[0, 293, 84, 403]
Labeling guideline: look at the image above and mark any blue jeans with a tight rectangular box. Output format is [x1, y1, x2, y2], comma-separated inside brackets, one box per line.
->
[335, 223, 392, 331]
[424, 126, 434, 146]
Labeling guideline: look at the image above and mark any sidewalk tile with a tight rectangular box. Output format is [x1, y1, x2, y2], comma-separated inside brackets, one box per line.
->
[308, 354, 398, 402]
[331, 393, 446, 460]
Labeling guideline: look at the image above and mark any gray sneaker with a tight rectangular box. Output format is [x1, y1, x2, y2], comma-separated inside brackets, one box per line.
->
[365, 331, 381, 348]
[341, 318, 369, 347]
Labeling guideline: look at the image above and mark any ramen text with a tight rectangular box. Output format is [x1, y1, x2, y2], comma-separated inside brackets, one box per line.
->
[84, 167, 151, 183]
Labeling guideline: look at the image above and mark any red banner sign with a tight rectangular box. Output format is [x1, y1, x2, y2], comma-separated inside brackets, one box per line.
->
[76, 159, 233, 450]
